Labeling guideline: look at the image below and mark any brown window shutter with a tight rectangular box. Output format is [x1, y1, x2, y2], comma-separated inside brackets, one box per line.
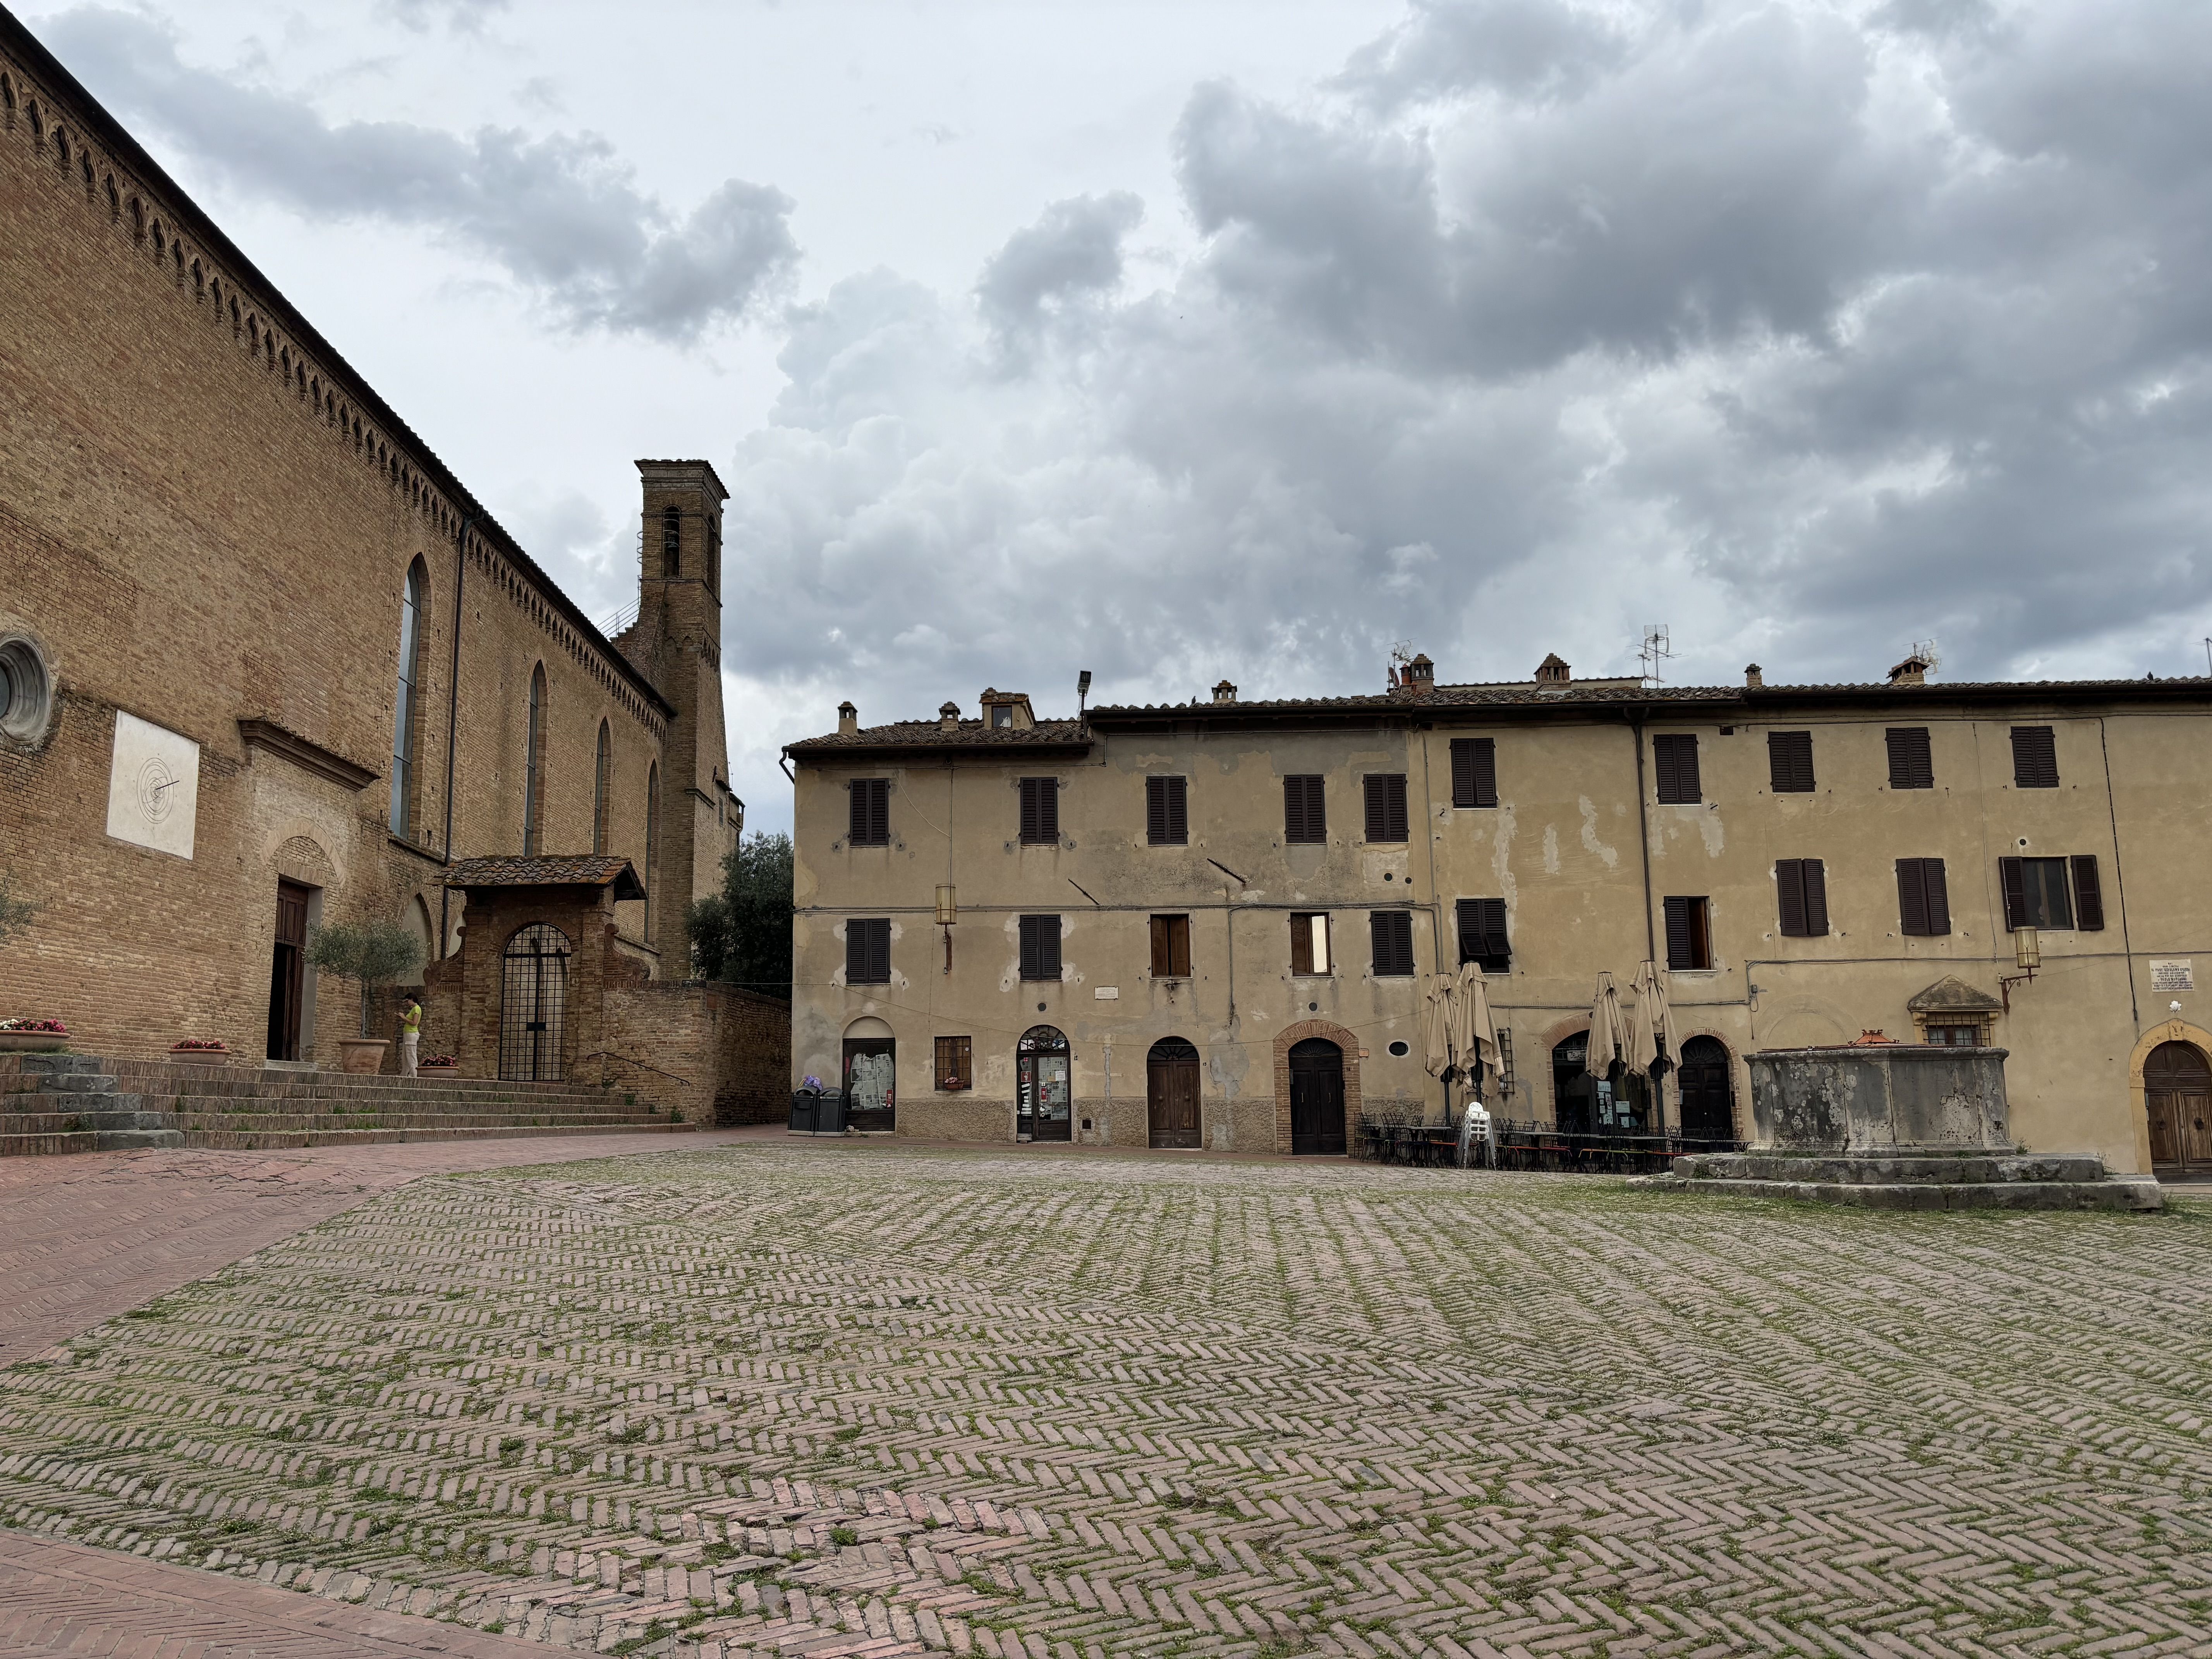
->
[1290, 916, 1313, 975]
[1664, 896, 1694, 969]
[1472, 740, 1497, 807]
[1284, 776, 1325, 843]
[1803, 859, 1829, 936]
[2011, 726, 2058, 788]
[1149, 915, 1170, 977]
[1654, 735, 1700, 803]
[1365, 775, 1408, 842]
[1167, 776, 1188, 844]
[1146, 778, 1169, 845]
[847, 925, 867, 983]
[1768, 732, 1815, 792]
[1923, 858, 1950, 934]
[1450, 739, 1498, 808]
[1019, 779, 1041, 843]
[1039, 780, 1058, 841]
[1886, 728, 1934, 789]
[1896, 860, 1929, 935]
[1653, 737, 1677, 802]
[2071, 855, 2105, 931]
[1370, 911, 1413, 976]
[1171, 917, 1191, 977]
[869, 921, 890, 983]
[1999, 857, 2027, 930]
[1018, 916, 1041, 980]
[1456, 897, 1509, 970]
[1776, 861, 1808, 936]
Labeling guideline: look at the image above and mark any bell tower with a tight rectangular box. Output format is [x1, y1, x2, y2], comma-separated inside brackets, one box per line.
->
[631, 459, 738, 975]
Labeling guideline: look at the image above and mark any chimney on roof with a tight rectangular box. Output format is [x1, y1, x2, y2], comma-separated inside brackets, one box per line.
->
[838, 700, 858, 736]
[1212, 679, 1238, 704]
[1535, 653, 1570, 685]
[1887, 654, 1930, 687]
[1745, 663, 1764, 688]
[1402, 654, 1434, 698]
[938, 701, 960, 732]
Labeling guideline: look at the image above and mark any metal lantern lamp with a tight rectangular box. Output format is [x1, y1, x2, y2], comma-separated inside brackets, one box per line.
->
[936, 884, 957, 973]
[2002, 926, 2040, 1011]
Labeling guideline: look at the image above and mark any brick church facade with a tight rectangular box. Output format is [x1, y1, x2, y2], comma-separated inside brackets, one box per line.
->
[0, 14, 780, 1117]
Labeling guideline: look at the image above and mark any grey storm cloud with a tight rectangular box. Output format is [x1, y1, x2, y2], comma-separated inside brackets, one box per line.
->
[716, 0, 2212, 770]
[41, 7, 796, 341]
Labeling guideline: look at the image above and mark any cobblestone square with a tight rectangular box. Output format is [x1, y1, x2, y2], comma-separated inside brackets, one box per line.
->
[3, 1142, 2209, 1659]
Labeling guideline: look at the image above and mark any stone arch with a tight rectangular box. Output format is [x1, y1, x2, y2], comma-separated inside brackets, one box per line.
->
[1271, 1018, 1364, 1154]
[2126, 1017, 2212, 1175]
[274, 833, 337, 891]
[1674, 1028, 1743, 1140]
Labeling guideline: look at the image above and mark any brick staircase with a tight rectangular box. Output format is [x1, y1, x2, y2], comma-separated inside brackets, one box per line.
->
[1, 1054, 698, 1155]
[1, 1053, 185, 1156]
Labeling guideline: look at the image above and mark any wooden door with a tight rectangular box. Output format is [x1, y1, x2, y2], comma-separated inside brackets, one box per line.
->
[1147, 1038, 1201, 1148]
[1676, 1036, 1735, 1143]
[2145, 1041, 2212, 1174]
[1288, 1038, 1345, 1156]
[265, 879, 310, 1061]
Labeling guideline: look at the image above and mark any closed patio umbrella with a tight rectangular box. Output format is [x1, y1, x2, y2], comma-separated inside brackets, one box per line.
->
[1626, 959, 1681, 1080]
[1422, 973, 1458, 1129]
[1586, 971, 1629, 1080]
[1455, 961, 1499, 1101]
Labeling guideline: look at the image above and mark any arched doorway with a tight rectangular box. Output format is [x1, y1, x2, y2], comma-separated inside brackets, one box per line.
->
[2144, 1041, 2211, 1174]
[843, 1016, 895, 1133]
[500, 923, 571, 1081]
[1552, 1032, 1649, 1135]
[1676, 1036, 1736, 1143]
[1288, 1038, 1346, 1155]
[1147, 1037, 1201, 1148]
[1017, 1025, 1072, 1143]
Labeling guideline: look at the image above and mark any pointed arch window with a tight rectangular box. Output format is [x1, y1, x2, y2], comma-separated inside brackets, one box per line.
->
[593, 720, 612, 854]
[391, 560, 426, 838]
[523, 664, 546, 855]
[644, 762, 660, 939]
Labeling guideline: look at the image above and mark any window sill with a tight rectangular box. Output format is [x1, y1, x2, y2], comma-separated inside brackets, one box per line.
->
[387, 833, 447, 865]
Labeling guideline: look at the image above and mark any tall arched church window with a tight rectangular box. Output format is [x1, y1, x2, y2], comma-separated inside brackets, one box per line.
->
[523, 664, 546, 856]
[593, 720, 612, 854]
[706, 519, 720, 599]
[644, 763, 659, 940]
[391, 560, 426, 838]
[660, 506, 681, 578]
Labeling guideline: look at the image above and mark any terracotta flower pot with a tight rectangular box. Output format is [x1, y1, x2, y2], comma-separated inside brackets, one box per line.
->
[0, 1031, 67, 1053]
[338, 1038, 391, 1075]
[419, 1065, 459, 1080]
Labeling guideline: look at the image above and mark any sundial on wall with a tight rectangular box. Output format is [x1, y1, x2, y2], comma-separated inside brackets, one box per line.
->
[136, 754, 180, 825]
[106, 710, 200, 859]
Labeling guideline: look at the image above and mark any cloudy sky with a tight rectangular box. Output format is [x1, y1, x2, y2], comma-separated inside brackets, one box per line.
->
[23, 0, 2212, 833]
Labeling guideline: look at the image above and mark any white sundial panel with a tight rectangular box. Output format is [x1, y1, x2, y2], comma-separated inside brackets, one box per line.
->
[106, 709, 201, 859]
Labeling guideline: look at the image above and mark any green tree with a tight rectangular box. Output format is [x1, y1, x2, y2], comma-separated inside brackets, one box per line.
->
[690, 831, 793, 998]
[0, 869, 35, 948]
[305, 918, 424, 1036]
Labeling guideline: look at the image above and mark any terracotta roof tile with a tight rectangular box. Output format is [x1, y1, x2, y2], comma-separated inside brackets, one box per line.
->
[444, 855, 646, 900]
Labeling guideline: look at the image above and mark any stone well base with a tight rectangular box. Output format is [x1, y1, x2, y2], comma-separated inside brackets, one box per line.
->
[1637, 1148, 2163, 1211]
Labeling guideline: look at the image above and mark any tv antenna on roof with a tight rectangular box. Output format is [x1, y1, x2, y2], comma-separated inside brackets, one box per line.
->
[1911, 638, 1942, 674]
[1388, 640, 1413, 688]
[1638, 624, 1674, 685]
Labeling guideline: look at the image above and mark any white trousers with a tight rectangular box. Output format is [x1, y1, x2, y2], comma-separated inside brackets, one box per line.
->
[398, 1033, 419, 1077]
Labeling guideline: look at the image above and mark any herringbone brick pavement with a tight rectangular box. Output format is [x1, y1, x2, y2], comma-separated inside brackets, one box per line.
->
[3, 1143, 2209, 1659]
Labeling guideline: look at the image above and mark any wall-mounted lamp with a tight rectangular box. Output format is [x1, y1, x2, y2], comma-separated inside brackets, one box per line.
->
[2001, 926, 2040, 1011]
[936, 883, 957, 974]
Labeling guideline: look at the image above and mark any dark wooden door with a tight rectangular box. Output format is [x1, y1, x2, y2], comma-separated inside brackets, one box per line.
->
[1676, 1036, 1735, 1143]
[1288, 1038, 1345, 1156]
[265, 879, 309, 1061]
[2145, 1041, 2212, 1174]
[1147, 1038, 1201, 1148]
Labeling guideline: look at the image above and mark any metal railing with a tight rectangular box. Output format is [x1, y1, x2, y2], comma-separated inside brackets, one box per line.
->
[1356, 1117, 1744, 1174]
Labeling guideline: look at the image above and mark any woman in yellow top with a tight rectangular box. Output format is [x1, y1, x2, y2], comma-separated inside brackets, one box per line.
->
[398, 993, 422, 1078]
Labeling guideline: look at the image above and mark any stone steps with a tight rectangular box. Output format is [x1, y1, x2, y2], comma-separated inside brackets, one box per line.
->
[1642, 1147, 2164, 1210]
[180, 1122, 699, 1151]
[0, 1053, 183, 1156]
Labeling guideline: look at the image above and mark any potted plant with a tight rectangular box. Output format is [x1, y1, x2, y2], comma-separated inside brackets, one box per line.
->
[304, 919, 425, 1074]
[0, 1017, 68, 1054]
[419, 1053, 459, 1079]
[169, 1037, 231, 1058]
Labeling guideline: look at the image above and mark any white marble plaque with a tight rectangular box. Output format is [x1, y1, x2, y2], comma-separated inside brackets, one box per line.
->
[1094, 986, 1119, 1000]
[105, 709, 199, 859]
[2151, 958, 2194, 992]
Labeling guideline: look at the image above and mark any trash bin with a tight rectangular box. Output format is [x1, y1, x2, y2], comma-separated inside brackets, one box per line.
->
[813, 1089, 847, 1134]
[789, 1090, 819, 1133]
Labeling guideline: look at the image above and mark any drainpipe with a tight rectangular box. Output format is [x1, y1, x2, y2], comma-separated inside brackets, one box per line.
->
[437, 514, 472, 960]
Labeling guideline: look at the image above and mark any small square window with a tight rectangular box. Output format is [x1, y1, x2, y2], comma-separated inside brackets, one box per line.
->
[1664, 896, 1714, 970]
[934, 1036, 973, 1091]
[1149, 914, 1192, 978]
[1290, 913, 1331, 975]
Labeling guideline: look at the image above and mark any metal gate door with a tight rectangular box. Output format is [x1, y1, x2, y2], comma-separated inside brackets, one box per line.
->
[500, 923, 571, 1082]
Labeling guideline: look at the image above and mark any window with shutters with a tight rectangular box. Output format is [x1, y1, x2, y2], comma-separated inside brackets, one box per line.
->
[934, 1036, 973, 1091]
[1895, 857, 1952, 936]
[1018, 777, 1059, 844]
[1886, 727, 1934, 789]
[1767, 732, 1815, 793]
[1018, 914, 1062, 980]
[1363, 773, 1409, 843]
[1289, 913, 1332, 976]
[1999, 857, 2073, 930]
[848, 778, 890, 845]
[1455, 898, 1511, 973]
[1450, 738, 1498, 808]
[1370, 910, 1416, 977]
[1664, 896, 1714, 970]
[1653, 734, 1702, 804]
[1149, 915, 1192, 978]
[1774, 859, 1829, 937]
[2011, 726, 2059, 788]
[1146, 776, 1188, 845]
[846, 918, 891, 984]
[1283, 775, 1327, 844]
[2071, 855, 2106, 931]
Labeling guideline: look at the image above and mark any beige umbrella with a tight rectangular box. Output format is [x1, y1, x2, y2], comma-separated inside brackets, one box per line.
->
[1626, 959, 1681, 1080]
[1454, 961, 1500, 1099]
[1423, 973, 1458, 1080]
[1585, 971, 1629, 1080]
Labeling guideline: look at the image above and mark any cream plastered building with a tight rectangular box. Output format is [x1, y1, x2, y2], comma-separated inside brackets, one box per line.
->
[784, 655, 2212, 1178]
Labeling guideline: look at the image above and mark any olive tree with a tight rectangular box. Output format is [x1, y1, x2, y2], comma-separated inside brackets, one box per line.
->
[306, 919, 424, 1037]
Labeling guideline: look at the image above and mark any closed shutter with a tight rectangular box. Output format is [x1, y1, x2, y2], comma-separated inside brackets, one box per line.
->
[1897, 860, 1930, 935]
[1020, 778, 1059, 843]
[847, 919, 890, 984]
[1018, 915, 1062, 980]
[1450, 738, 1498, 808]
[2011, 726, 2059, 788]
[1146, 776, 1188, 845]
[1456, 898, 1509, 970]
[2071, 855, 2105, 931]
[1923, 859, 1951, 934]
[1149, 916, 1191, 977]
[848, 779, 889, 844]
[1886, 728, 1934, 789]
[1776, 860, 1808, 936]
[1767, 732, 1815, 792]
[1664, 896, 1695, 970]
[1370, 911, 1414, 976]
[1654, 734, 1701, 803]
[1999, 857, 2027, 930]
[1364, 774, 1408, 842]
[1803, 859, 1828, 935]
[1284, 776, 1326, 843]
